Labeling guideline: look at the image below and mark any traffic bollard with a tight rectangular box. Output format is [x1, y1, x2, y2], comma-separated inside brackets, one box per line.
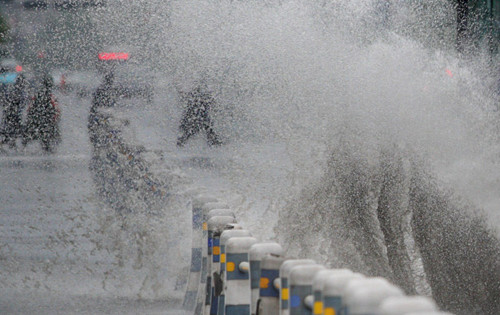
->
[279, 260, 316, 315]
[377, 296, 438, 315]
[288, 264, 325, 315]
[249, 243, 284, 315]
[343, 278, 404, 315]
[257, 253, 286, 315]
[188, 194, 218, 314]
[322, 272, 365, 315]
[311, 269, 353, 315]
[225, 237, 258, 315]
[218, 229, 253, 315]
[207, 216, 238, 315]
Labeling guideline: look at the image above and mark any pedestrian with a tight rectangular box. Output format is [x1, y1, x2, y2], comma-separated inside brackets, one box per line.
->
[88, 72, 116, 144]
[176, 85, 222, 147]
[91, 72, 116, 112]
[1, 74, 26, 148]
[23, 75, 61, 152]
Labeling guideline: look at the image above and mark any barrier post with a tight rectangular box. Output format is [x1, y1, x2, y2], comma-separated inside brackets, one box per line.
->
[249, 243, 284, 315]
[311, 269, 352, 315]
[218, 230, 253, 315]
[207, 215, 238, 315]
[225, 237, 258, 314]
[288, 264, 325, 315]
[257, 254, 286, 315]
[202, 202, 230, 295]
[279, 260, 316, 315]
[321, 272, 364, 315]
[185, 194, 218, 314]
[343, 278, 404, 315]
[377, 296, 438, 315]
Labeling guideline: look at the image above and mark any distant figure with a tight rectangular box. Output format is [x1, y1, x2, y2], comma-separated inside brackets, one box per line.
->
[23, 75, 61, 152]
[88, 72, 116, 141]
[1, 74, 26, 148]
[91, 72, 116, 112]
[176, 85, 222, 147]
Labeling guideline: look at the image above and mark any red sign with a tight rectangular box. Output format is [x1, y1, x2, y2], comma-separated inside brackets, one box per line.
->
[15, 65, 23, 72]
[98, 52, 129, 60]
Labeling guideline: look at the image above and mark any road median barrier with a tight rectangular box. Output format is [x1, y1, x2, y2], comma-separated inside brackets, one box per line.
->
[183, 193, 455, 315]
[90, 110, 455, 315]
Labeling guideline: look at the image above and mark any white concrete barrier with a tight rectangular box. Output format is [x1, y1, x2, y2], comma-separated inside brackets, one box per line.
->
[321, 272, 365, 315]
[182, 192, 455, 315]
[218, 230, 254, 315]
[249, 243, 285, 315]
[311, 269, 353, 315]
[194, 194, 220, 309]
[377, 296, 438, 315]
[225, 237, 258, 314]
[257, 253, 286, 315]
[279, 259, 316, 315]
[207, 216, 239, 315]
[343, 278, 405, 315]
[184, 194, 218, 314]
[202, 202, 231, 287]
[288, 265, 325, 315]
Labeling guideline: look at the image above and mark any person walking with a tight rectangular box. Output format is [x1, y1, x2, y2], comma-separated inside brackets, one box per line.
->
[23, 75, 61, 152]
[176, 85, 222, 147]
[88, 72, 116, 144]
[1, 74, 26, 148]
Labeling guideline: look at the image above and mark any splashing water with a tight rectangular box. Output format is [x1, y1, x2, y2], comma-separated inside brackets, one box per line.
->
[3, 0, 499, 313]
[109, 1, 499, 313]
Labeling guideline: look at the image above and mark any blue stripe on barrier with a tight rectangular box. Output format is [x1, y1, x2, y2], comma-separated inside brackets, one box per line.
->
[290, 285, 311, 315]
[210, 286, 218, 315]
[205, 277, 212, 305]
[218, 294, 225, 315]
[250, 261, 260, 289]
[323, 296, 342, 314]
[225, 304, 250, 315]
[208, 234, 213, 255]
[193, 208, 202, 229]
[191, 247, 202, 272]
[201, 257, 208, 283]
[226, 253, 250, 280]
[260, 269, 279, 297]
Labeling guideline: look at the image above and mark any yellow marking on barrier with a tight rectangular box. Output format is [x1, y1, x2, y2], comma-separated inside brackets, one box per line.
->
[260, 277, 269, 289]
[324, 307, 335, 315]
[227, 262, 235, 272]
[221, 253, 226, 263]
[281, 288, 289, 300]
[203, 222, 207, 230]
[213, 246, 220, 255]
[313, 301, 323, 314]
